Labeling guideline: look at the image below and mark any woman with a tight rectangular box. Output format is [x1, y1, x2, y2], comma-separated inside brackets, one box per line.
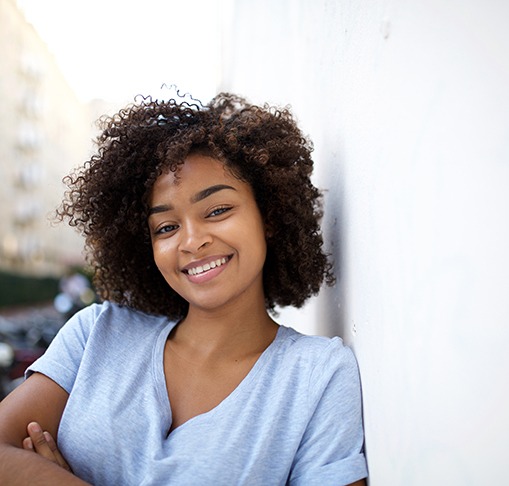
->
[0, 93, 368, 485]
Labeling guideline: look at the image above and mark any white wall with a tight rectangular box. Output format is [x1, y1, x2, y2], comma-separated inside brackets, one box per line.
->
[221, 1, 509, 483]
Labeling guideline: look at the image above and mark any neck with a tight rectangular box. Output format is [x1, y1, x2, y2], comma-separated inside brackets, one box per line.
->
[172, 296, 278, 361]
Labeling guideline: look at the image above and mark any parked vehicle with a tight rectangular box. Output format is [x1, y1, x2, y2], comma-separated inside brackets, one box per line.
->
[0, 337, 15, 400]
[0, 310, 64, 400]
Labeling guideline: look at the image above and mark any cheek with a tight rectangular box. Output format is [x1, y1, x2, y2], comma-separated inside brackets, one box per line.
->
[249, 221, 268, 262]
[151, 241, 177, 274]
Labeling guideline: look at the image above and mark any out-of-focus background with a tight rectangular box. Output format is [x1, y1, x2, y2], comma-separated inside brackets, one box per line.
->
[2, 0, 509, 484]
[0, 0, 228, 399]
[1, 0, 227, 288]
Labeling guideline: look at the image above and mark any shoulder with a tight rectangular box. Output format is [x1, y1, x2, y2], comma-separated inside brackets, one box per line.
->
[60, 301, 173, 343]
[279, 326, 357, 372]
[277, 326, 361, 403]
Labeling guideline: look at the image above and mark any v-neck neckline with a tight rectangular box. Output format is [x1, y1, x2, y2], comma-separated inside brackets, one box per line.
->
[152, 321, 286, 438]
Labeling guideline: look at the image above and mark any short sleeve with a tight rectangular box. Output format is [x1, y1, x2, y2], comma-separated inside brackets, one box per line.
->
[289, 340, 368, 485]
[25, 303, 102, 393]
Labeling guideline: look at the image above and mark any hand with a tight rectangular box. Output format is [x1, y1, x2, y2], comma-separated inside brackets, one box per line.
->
[23, 421, 72, 472]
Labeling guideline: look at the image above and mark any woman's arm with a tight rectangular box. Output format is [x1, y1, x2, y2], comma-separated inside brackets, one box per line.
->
[23, 422, 72, 471]
[0, 372, 89, 485]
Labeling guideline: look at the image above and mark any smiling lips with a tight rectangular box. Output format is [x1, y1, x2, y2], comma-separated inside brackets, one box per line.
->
[186, 257, 229, 276]
[183, 256, 232, 283]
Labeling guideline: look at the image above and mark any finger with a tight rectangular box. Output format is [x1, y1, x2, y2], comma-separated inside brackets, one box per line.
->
[22, 437, 34, 450]
[26, 422, 58, 464]
[43, 431, 72, 471]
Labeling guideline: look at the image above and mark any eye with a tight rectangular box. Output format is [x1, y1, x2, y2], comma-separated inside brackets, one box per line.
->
[207, 206, 232, 218]
[155, 224, 179, 235]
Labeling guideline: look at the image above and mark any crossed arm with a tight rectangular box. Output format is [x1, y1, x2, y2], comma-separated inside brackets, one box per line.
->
[0, 372, 88, 485]
[21, 428, 367, 486]
[0, 373, 367, 486]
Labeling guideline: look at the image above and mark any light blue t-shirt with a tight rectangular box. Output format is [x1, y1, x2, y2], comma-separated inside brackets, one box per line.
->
[27, 302, 367, 485]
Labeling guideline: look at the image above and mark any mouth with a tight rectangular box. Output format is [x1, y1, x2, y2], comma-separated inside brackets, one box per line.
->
[183, 255, 233, 276]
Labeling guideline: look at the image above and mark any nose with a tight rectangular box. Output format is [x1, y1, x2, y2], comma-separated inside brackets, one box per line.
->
[178, 221, 212, 253]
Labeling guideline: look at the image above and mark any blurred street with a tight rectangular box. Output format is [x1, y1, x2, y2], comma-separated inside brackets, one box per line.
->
[0, 302, 65, 399]
[0, 301, 63, 326]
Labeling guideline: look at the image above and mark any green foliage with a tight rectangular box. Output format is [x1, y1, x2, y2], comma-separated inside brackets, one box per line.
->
[0, 271, 60, 308]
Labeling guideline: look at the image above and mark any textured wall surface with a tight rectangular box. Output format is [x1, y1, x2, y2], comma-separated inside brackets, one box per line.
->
[221, 1, 509, 483]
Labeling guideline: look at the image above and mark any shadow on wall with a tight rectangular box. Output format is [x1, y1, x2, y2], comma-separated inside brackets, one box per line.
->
[317, 149, 348, 340]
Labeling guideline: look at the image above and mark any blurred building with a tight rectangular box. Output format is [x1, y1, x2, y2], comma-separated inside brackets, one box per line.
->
[0, 0, 92, 276]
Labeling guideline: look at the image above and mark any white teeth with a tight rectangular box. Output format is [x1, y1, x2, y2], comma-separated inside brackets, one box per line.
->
[187, 257, 228, 275]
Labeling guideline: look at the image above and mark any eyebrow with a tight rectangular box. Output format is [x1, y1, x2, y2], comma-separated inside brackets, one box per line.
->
[148, 184, 237, 216]
[191, 184, 236, 203]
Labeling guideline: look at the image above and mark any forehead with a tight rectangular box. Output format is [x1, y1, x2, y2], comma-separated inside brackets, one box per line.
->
[170, 154, 231, 183]
[149, 154, 248, 203]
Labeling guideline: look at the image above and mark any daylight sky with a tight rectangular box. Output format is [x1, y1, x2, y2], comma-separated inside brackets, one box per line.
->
[17, 0, 228, 104]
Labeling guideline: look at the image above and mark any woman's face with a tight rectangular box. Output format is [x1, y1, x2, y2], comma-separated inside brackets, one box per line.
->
[148, 153, 267, 315]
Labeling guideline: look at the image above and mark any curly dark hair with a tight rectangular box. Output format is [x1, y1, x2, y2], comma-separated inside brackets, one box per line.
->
[58, 92, 334, 319]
